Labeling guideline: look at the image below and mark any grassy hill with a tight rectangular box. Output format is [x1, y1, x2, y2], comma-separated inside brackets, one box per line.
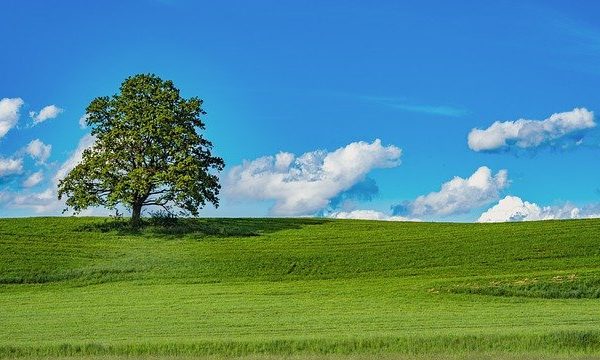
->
[1, 217, 600, 359]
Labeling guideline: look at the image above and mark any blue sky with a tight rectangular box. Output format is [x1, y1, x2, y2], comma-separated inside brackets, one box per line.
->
[1, 0, 600, 221]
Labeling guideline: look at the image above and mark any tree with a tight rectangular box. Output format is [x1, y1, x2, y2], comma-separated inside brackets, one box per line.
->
[58, 74, 225, 226]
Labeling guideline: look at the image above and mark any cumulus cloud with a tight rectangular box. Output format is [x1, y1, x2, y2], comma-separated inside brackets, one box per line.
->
[224, 139, 402, 216]
[394, 166, 508, 217]
[478, 196, 600, 222]
[0, 157, 23, 177]
[0, 97, 24, 138]
[328, 209, 420, 221]
[468, 108, 596, 151]
[29, 104, 63, 124]
[23, 171, 44, 188]
[25, 139, 52, 164]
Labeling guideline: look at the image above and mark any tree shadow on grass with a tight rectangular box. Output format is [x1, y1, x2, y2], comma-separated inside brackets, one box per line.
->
[77, 217, 330, 238]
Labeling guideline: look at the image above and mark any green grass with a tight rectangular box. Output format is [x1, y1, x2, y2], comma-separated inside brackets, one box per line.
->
[448, 273, 600, 299]
[1, 217, 600, 359]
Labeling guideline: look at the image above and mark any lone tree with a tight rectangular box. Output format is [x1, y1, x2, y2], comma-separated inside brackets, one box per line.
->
[58, 74, 225, 226]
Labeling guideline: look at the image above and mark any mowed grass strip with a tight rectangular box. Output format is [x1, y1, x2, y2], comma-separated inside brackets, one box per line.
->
[0, 217, 599, 358]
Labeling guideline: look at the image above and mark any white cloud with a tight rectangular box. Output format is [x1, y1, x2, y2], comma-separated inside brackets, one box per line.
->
[0, 97, 24, 138]
[77, 207, 116, 217]
[25, 139, 52, 164]
[225, 139, 402, 216]
[468, 108, 596, 151]
[9, 190, 115, 216]
[329, 209, 420, 221]
[478, 195, 600, 222]
[402, 166, 508, 216]
[478, 196, 541, 222]
[29, 104, 63, 124]
[53, 134, 96, 185]
[23, 171, 44, 188]
[11, 189, 61, 214]
[79, 114, 89, 129]
[5, 134, 97, 215]
[0, 157, 23, 177]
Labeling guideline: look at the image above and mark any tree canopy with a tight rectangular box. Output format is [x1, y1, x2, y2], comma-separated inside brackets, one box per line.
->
[58, 74, 225, 225]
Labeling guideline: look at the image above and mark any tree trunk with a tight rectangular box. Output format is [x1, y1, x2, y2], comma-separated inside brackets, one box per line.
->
[131, 202, 143, 228]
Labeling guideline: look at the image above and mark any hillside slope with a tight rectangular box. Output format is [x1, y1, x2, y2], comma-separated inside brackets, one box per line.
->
[1, 217, 600, 358]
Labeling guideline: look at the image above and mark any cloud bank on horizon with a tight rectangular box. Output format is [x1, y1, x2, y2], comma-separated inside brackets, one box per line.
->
[479, 195, 600, 223]
[328, 209, 420, 222]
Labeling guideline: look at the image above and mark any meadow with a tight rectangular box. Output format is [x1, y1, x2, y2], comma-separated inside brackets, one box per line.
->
[1, 217, 600, 359]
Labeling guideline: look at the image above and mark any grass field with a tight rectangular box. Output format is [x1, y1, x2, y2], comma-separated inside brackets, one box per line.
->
[1, 217, 600, 359]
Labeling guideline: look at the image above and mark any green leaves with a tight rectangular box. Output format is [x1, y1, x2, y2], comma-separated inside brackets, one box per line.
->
[58, 74, 224, 222]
